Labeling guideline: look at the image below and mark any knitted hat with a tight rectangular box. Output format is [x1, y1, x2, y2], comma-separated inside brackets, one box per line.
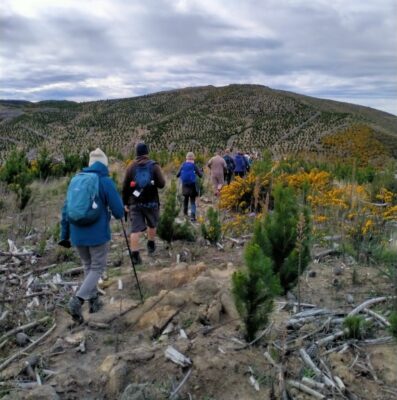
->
[186, 152, 195, 160]
[89, 148, 108, 167]
[136, 142, 149, 157]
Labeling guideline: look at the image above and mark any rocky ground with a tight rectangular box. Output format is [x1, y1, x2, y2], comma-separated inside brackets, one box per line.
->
[0, 192, 397, 400]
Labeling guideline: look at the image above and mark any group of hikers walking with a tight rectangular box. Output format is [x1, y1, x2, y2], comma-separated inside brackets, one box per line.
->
[59, 144, 252, 323]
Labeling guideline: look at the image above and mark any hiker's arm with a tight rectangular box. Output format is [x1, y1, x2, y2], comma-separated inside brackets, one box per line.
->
[176, 166, 182, 178]
[153, 164, 166, 188]
[121, 165, 133, 206]
[207, 158, 212, 168]
[194, 164, 203, 178]
[60, 201, 70, 241]
[105, 179, 125, 220]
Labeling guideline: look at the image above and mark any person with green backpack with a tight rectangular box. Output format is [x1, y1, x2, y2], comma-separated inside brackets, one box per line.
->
[177, 152, 203, 222]
[60, 148, 124, 324]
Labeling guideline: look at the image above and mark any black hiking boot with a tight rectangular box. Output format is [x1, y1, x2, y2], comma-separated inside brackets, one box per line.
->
[190, 214, 196, 222]
[132, 251, 142, 265]
[88, 295, 103, 313]
[68, 296, 84, 324]
[147, 240, 156, 255]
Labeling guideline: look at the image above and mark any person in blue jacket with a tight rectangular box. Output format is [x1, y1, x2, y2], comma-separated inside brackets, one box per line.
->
[60, 148, 124, 323]
[234, 150, 250, 178]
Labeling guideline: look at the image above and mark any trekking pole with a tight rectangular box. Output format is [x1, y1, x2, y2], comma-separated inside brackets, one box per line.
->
[120, 219, 144, 303]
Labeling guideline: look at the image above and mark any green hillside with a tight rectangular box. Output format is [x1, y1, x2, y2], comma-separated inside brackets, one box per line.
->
[0, 84, 396, 161]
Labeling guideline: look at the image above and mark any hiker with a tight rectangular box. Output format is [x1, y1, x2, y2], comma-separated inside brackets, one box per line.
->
[207, 150, 227, 196]
[223, 148, 235, 185]
[234, 150, 250, 178]
[60, 148, 124, 324]
[176, 152, 203, 222]
[122, 143, 165, 265]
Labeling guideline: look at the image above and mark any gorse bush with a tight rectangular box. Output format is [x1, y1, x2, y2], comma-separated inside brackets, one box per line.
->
[232, 243, 280, 342]
[252, 184, 311, 293]
[201, 207, 221, 244]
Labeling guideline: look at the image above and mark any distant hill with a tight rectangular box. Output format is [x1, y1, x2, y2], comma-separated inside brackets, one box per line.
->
[0, 84, 396, 161]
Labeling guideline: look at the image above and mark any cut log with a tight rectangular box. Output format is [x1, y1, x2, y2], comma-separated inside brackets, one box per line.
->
[348, 296, 395, 317]
[287, 380, 325, 399]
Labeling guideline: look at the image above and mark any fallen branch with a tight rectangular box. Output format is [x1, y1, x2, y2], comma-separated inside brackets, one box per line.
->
[299, 348, 335, 387]
[348, 297, 395, 317]
[169, 368, 192, 399]
[263, 350, 288, 399]
[0, 291, 53, 303]
[315, 330, 345, 346]
[0, 323, 56, 371]
[362, 308, 390, 327]
[0, 316, 51, 342]
[301, 377, 325, 390]
[287, 380, 325, 399]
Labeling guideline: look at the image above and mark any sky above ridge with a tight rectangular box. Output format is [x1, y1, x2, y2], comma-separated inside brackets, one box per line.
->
[1, 0, 396, 115]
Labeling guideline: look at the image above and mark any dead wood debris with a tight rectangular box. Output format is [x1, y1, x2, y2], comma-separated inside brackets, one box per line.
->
[263, 296, 396, 399]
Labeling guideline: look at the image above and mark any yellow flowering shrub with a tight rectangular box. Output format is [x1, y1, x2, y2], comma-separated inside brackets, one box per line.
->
[219, 172, 271, 211]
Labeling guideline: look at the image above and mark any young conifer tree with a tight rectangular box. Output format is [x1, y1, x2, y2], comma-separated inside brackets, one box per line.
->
[252, 184, 311, 293]
[157, 179, 195, 244]
[201, 207, 222, 244]
[232, 243, 280, 342]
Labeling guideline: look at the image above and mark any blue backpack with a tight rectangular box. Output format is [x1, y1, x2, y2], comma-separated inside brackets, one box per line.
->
[66, 172, 100, 226]
[180, 162, 196, 184]
[234, 154, 247, 172]
[134, 161, 155, 190]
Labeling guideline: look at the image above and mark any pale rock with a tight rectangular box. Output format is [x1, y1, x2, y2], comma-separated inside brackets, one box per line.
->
[120, 383, 162, 400]
[106, 361, 129, 398]
[191, 276, 220, 304]
[99, 355, 119, 374]
[207, 299, 222, 324]
[24, 385, 60, 400]
[220, 291, 239, 319]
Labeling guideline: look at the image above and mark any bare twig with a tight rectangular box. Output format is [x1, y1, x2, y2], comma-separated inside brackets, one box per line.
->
[169, 368, 192, 399]
[0, 323, 56, 371]
[0, 316, 51, 342]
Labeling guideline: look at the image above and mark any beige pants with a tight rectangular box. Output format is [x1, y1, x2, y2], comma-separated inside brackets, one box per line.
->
[211, 174, 224, 193]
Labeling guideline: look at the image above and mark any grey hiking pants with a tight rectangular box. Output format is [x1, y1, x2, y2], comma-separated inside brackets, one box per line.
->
[76, 242, 109, 300]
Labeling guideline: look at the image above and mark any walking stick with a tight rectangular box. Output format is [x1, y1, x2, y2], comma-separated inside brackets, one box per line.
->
[120, 219, 144, 303]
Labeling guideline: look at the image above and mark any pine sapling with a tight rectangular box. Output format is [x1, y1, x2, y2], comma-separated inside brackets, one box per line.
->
[232, 243, 280, 342]
[201, 207, 222, 244]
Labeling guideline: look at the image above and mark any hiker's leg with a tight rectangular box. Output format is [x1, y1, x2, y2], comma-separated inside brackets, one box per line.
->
[76, 243, 109, 300]
[190, 195, 196, 217]
[147, 227, 156, 240]
[130, 232, 140, 251]
[76, 246, 91, 279]
[129, 206, 145, 251]
[183, 195, 189, 215]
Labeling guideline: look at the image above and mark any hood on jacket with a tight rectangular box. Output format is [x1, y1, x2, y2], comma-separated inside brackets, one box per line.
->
[82, 161, 109, 177]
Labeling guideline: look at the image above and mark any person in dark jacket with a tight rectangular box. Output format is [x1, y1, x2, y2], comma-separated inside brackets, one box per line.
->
[223, 148, 235, 185]
[176, 152, 203, 221]
[234, 150, 250, 178]
[122, 143, 165, 264]
[60, 148, 124, 323]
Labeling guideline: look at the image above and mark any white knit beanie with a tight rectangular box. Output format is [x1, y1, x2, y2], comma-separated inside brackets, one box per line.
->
[89, 148, 108, 167]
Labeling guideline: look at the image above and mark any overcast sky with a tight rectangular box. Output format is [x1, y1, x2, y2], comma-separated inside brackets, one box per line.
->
[1, 0, 396, 115]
